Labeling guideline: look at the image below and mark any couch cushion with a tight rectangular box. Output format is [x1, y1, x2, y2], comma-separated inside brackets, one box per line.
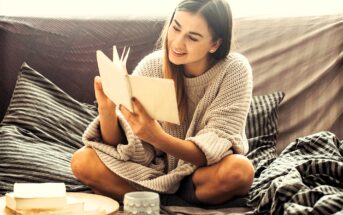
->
[0, 63, 97, 194]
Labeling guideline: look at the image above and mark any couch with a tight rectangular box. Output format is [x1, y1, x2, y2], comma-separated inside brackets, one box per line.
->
[1, 2, 342, 214]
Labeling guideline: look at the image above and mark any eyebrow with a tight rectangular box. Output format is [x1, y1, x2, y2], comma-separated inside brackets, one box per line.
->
[173, 19, 204, 38]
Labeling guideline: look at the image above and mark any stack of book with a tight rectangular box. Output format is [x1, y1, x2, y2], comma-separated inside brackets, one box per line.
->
[5, 183, 106, 215]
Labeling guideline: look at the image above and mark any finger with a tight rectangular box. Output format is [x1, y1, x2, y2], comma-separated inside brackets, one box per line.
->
[119, 104, 133, 122]
[94, 76, 106, 101]
[94, 76, 103, 90]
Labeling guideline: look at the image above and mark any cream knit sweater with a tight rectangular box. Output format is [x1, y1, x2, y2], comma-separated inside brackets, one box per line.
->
[82, 50, 253, 193]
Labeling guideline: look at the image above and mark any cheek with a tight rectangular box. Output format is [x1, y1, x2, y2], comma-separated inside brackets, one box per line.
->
[188, 43, 210, 56]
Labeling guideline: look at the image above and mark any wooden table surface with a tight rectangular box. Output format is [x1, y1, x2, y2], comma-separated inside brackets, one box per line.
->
[0, 192, 120, 215]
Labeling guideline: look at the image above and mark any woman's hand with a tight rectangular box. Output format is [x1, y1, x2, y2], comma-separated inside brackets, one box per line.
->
[94, 76, 124, 146]
[94, 76, 116, 115]
[120, 97, 165, 145]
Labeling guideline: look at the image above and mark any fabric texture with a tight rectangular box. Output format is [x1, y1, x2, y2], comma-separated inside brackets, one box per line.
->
[234, 15, 343, 154]
[0, 62, 284, 201]
[0, 64, 283, 210]
[1, 11, 342, 159]
[83, 50, 253, 193]
[245, 91, 285, 170]
[160, 91, 285, 207]
[0, 62, 285, 212]
[248, 131, 343, 214]
[0, 9, 341, 215]
[0, 63, 96, 194]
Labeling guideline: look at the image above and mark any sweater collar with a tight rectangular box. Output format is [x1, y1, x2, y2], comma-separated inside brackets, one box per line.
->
[183, 58, 226, 88]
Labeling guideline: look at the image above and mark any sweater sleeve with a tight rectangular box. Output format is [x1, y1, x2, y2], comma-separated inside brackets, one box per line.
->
[186, 54, 253, 165]
[82, 108, 156, 167]
[131, 50, 163, 78]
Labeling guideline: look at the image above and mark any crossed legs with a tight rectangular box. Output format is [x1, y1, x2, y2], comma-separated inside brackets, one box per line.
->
[71, 146, 135, 201]
[71, 146, 254, 204]
[191, 154, 254, 204]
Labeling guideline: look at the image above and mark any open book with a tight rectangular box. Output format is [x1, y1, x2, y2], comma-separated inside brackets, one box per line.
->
[96, 46, 180, 124]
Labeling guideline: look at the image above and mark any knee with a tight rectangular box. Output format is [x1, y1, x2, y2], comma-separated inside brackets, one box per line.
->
[71, 147, 97, 185]
[217, 155, 254, 195]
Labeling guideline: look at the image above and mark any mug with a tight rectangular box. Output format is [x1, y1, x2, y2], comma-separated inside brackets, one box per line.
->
[123, 191, 160, 215]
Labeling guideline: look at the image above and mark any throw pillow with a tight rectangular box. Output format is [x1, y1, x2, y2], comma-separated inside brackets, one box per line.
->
[0, 63, 97, 194]
[246, 91, 285, 174]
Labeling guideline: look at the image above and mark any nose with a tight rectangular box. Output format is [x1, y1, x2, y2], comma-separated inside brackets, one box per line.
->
[173, 34, 186, 49]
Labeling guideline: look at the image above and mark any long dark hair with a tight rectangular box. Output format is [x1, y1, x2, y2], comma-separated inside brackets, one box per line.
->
[157, 0, 233, 124]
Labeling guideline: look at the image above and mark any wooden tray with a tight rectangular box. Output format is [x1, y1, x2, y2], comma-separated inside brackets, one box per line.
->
[0, 192, 120, 215]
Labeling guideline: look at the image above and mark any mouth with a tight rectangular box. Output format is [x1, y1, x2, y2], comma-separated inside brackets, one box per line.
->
[171, 48, 186, 57]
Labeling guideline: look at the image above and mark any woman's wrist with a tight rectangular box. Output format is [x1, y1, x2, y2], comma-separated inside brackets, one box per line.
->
[148, 126, 168, 150]
[98, 105, 123, 146]
[98, 105, 116, 118]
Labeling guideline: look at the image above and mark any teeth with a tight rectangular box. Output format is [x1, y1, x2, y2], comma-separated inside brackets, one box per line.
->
[173, 49, 184, 54]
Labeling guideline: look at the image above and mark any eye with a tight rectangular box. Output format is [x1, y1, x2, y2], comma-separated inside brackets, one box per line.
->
[189, 36, 198, 42]
[173, 26, 180, 32]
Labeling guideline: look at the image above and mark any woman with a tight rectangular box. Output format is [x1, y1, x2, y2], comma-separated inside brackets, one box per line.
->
[71, 0, 254, 205]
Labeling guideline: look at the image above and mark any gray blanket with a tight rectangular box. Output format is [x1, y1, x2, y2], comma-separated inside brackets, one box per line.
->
[248, 131, 343, 215]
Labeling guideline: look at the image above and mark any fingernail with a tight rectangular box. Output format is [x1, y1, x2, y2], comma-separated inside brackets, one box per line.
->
[131, 97, 136, 102]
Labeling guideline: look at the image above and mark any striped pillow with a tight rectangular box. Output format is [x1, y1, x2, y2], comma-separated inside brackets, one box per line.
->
[246, 91, 285, 171]
[0, 63, 96, 194]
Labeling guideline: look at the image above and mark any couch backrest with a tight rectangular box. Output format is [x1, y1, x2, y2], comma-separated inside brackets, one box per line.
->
[0, 16, 165, 120]
[1, 14, 342, 153]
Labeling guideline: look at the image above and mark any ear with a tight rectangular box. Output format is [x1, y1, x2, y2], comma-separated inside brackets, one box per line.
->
[209, 38, 223, 53]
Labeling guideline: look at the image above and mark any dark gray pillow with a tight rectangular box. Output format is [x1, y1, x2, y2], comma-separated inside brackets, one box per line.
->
[0, 63, 96, 194]
[246, 91, 285, 174]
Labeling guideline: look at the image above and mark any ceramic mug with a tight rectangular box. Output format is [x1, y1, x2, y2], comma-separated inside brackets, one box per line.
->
[123, 191, 160, 215]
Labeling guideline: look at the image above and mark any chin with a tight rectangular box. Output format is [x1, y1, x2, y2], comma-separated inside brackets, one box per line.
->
[169, 54, 184, 65]
[171, 60, 183, 65]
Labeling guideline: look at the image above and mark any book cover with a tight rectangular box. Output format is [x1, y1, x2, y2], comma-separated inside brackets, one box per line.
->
[96, 46, 180, 125]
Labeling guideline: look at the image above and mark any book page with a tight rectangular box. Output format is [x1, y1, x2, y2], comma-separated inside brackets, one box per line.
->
[96, 50, 132, 110]
[129, 76, 180, 124]
[97, 47, 179, 124]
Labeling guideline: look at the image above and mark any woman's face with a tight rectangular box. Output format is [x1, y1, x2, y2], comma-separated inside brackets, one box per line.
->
[167, 11, 220, 76]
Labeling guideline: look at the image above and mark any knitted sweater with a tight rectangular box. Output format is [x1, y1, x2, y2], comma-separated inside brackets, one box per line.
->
[82, 50, 253, 193]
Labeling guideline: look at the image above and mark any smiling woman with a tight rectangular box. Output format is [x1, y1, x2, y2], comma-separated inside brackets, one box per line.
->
[167, 12, 222, 77]
[71, 0, 255, 206]
[0, 0, 342, 214]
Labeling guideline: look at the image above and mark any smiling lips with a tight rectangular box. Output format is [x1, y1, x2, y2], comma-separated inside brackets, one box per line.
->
[171, 49, 186, 57]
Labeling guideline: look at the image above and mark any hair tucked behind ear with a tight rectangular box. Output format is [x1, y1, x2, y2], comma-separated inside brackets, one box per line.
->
[156, 0, 233, 125]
